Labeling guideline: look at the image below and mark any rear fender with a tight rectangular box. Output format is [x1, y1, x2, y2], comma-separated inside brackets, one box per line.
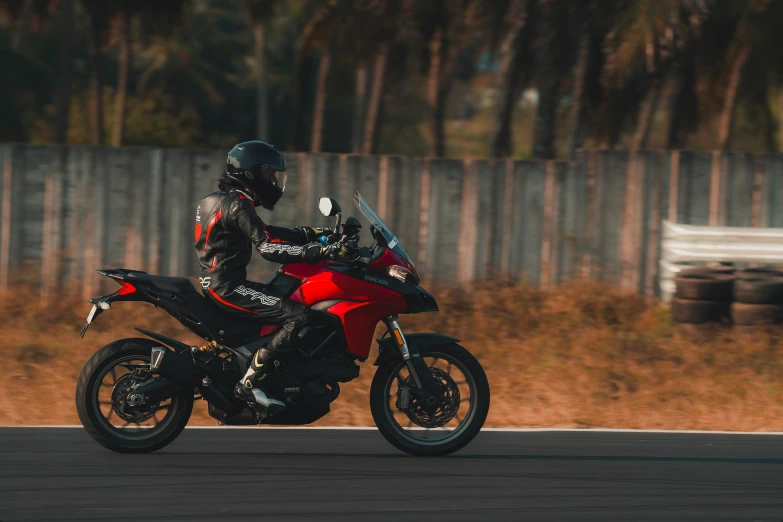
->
[134, 328, 192, 352]
[373, 333, 460, 367]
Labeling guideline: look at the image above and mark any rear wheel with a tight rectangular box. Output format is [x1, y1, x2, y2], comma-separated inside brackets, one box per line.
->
[76, 338, 193, 453]
[370, 343, 490, 456]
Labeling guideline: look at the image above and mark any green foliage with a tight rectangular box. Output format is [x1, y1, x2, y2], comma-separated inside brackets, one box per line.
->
[3, 0, 783, 155]
[31, 87, 201, 147]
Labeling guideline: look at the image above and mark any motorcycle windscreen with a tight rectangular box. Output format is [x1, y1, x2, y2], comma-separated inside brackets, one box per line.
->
[353, 191, 414, 267]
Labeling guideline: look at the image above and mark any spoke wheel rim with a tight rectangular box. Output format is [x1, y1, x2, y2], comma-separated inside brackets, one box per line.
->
[383, 352, 478, 446]
[93, 355, 180, 441]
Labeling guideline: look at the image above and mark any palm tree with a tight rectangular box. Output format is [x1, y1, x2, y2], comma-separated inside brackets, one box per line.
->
[110, 0, 187, 147]
[567, 0, 607, 158]
[9, 0, 34, 53]
[287, 0, 339, 152]
[136, 3, 237, 124]
[417, 0, 486, 157]
[82, 1, 113, 145]
[352, 61, 367, 152]
[531, 0, 571, 159]
[54, 0, 74, 144]
[247, 0, 279, 141]
[489, 0, 534, 158]
[712, 1, 783, 151]
[355, 0, 408, 154]
[596, 0, 708, 150]
[111, 6, 131, 147]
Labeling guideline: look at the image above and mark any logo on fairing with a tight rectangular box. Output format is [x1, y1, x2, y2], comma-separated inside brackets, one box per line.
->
[364, 275, 389, 286]
[196, 205, 201, 223]
[199, 277, 211, 289]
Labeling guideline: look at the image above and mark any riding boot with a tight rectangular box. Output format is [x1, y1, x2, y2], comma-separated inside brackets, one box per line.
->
[234, 348, 286, 411]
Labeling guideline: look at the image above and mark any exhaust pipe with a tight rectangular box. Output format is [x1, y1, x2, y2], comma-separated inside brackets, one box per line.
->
[149, 347, 194, 381]
[200, 384, 244, 416]
[150, 346, 244, 416]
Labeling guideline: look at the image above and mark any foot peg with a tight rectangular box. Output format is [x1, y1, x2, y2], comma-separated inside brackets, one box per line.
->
[249, 389, 285, 411]
[234, 381, 285, 412]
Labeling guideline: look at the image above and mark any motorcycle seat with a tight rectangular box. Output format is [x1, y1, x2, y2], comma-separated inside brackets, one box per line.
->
[122, 271, 198, 295]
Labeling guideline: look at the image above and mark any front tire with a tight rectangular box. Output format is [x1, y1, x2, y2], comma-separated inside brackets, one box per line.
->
[370, 342, 490, 456]
[76, 338, 194, 453]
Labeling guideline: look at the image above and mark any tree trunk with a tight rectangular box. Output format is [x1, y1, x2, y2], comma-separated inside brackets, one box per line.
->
[717, 45, 751, 151]
[778, 89, 783, 152]
[112, 10, 130, 147]
[427, 28, 446, 157]
[631, 79, 662, 151]
[11, 0, 34, 53]
[490, 0, 529, 158]
[310, 50, 331, 153]
[88, 15, 104, 146]
[252, 20, 268, 139]
[362, 44, 388, 155]
[54, 0, 74, 145]
[288, 1, 336, 151]
[532, 0, 564, 159]
[533, 85, 559, 159]
[666, 58, 695, 148]
[567, 30, 589, 158]
[762, 87, 776, 153]
[352, 64, 367, 153]
[288, 40, 307, 151]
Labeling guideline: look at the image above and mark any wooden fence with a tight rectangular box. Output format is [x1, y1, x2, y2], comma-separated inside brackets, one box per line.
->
[1, 144, 782, 297]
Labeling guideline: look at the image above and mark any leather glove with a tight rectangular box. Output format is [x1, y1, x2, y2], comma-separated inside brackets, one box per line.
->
[302, 243, 325, 264]
[324, 242, 355, 262]
[295, 226, 333, 242]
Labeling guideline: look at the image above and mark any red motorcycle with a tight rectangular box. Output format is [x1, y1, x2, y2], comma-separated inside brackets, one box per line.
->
[75, 191, 490, 456]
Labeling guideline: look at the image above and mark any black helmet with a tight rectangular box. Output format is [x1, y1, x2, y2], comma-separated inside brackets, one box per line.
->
[225, 140, 288, 210]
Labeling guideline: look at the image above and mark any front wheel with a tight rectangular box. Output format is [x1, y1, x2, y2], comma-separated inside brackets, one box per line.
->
[76, 338, 194, 453]
[370, 343, 490, 456]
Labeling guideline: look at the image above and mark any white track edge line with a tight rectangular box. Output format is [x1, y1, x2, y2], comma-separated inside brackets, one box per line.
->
[2, 425, 783, 435]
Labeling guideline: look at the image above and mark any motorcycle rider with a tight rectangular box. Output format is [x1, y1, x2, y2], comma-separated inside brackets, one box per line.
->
[194, 140, 345, 411]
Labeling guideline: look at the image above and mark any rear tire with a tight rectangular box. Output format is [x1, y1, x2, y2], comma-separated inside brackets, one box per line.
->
[674, 273, 734, 301]
[731, 303, 783, 326]
[733, 277, 783, 305]
[737, 268, 783, 280]
[370, 343, 489, 457]
[671, 298, 730, 324]
[76, 338, 193, 453]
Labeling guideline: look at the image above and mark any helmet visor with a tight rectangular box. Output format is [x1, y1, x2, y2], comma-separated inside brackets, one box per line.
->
[261, 166, 287, 192]
[274, 171, 287, 192]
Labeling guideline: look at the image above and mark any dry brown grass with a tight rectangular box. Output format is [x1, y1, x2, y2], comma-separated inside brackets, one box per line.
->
[2, 280, 783, 430]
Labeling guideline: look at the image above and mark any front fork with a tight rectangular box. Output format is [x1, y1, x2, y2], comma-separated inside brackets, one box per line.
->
[382, 316, 424, 389]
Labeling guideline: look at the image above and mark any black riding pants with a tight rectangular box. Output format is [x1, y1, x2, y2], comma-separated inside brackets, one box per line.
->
[204, 278, 308, 365]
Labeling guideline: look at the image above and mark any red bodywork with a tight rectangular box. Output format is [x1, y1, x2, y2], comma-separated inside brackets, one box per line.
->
[275, 249, 413, 359]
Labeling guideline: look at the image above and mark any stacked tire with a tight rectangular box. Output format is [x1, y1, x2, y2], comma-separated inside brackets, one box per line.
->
[732, 269, 783, 327]
[671, 267, 734, 324]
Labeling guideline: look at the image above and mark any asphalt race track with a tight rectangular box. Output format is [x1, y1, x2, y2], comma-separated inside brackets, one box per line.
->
[1, 428, 782, 522]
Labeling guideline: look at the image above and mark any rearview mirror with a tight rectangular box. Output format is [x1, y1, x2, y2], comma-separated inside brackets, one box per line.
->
[319, 197, 341, 217]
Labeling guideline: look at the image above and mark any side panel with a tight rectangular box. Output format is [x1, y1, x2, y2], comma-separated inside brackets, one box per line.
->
[327, 301, 403, 358]
[295, 270, 408, 308]
[280, 262, 331, 281]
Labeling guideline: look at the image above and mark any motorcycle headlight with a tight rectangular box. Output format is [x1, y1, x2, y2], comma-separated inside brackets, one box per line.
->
[387, 265, 420, 285]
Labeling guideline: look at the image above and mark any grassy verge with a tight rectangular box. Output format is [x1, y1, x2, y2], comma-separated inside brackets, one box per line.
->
[2, 280, 782, 430]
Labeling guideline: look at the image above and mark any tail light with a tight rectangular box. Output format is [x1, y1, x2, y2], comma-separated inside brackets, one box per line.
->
[117, 281, 137, 295]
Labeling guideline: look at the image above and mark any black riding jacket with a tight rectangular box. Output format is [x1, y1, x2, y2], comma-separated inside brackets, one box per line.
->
[195, 190, 310, 285]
